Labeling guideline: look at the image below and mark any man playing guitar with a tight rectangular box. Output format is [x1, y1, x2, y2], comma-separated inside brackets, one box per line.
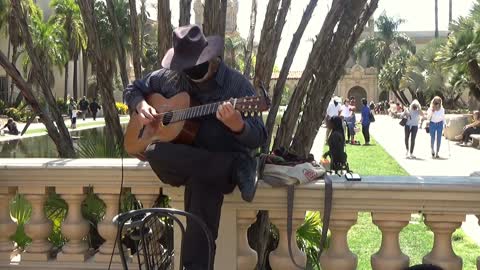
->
[123, 24, 266, 269]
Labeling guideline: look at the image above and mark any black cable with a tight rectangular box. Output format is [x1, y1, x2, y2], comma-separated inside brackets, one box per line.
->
[108, 138, 125, 270]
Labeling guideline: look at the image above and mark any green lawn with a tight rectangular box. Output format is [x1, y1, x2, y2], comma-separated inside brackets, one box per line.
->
[324, 135, 480, 269]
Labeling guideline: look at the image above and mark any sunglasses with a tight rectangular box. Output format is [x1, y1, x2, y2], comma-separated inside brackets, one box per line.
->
[184, 61, 210, 80]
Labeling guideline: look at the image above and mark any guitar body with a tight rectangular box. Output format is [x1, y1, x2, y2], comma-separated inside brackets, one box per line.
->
[124, 92, 199, 159]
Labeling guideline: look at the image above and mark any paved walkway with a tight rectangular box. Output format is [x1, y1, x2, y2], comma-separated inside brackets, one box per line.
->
[369, 114, 480, 245]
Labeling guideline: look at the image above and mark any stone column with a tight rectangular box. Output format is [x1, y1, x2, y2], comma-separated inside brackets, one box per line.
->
[423, 214, 464, 270]
[237, 210, 257, 270]
[0, 190, 16, 260]
[269, 210, 307, 270]
[320, 211, 358, 270]
[22, 188, 52, 262]
[371, 212, 410, 270]
[57, 187, 90, 262]
[94, 191, 123, 263]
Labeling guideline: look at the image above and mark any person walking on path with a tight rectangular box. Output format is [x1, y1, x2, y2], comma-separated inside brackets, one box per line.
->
[426, 96, 445, 159]
[78, 96, 89, 121]
[455, 110, 480, 145]
[68, 97, 77, 120]
[359, 98, 371, 145]
[402, 99, 424, 159]
[89, 98, 101, 121]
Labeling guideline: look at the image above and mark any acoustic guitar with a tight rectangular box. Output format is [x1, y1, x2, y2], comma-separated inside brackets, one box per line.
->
[124, 92, 270, 159]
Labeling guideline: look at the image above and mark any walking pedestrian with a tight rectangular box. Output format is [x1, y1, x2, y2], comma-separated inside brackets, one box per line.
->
[426, 96, 445, 159]
[78, 96, 89, 121]
[402, 99, 424, 159]
[89, 98, 101, 121]
[359, 98, 371, 145]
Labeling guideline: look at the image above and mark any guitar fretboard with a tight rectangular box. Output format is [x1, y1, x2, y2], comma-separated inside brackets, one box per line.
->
[167, 101, 225, 123]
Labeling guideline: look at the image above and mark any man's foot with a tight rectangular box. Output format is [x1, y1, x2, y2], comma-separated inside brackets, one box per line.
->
[435, 153, 440, 159]
[233, 153, 258, 203]
[406, 151, 410, 159]
[410, 153, 416, 159]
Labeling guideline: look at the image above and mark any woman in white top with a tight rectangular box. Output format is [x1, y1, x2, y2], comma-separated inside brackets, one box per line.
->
[426, 96, 445, 158]
[402, 99, 424, 159]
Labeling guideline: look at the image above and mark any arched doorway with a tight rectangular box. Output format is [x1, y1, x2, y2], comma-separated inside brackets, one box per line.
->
[379, 90, 389, 102]
[347, 86, 367, 108]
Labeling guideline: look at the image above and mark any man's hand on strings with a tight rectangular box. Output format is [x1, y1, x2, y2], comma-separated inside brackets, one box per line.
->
[217, 101, 245, 133]
[136, 100, 159, 125]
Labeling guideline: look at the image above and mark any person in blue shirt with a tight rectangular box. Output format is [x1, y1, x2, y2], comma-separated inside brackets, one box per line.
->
[360, 98, 371, 145]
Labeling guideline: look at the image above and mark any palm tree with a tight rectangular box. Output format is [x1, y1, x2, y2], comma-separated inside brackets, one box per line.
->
[4, 0, 76, 157]
[354, 13, 416, 70]
[105, 0, 130, 88]
[378, 48, 412, 105]
[0, 0, 10, 103]
[50, 0, 86, 100]
[21, 16, 68, 92]
[436, 5, 480, 101]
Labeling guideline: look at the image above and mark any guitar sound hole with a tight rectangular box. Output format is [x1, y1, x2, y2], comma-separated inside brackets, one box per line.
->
[162, 112, 173, 125]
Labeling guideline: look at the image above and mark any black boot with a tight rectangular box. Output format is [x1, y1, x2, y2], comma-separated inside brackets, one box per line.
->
[233, 153, 258, 202]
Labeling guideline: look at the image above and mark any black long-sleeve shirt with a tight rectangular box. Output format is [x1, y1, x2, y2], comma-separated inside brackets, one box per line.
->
[325, 131, 346, 165]
[123, 62, 267, 154]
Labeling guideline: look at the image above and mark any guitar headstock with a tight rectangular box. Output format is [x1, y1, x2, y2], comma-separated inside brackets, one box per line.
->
[233, 96, 270, 117]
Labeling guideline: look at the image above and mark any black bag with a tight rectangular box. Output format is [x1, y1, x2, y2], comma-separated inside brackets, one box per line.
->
[369, 111, 375, 122]
[425, 126, 430, 133]
[399, 118, 407, 126]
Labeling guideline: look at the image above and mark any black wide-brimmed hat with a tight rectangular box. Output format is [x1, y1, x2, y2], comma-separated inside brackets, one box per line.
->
[161, 24, 224, 71]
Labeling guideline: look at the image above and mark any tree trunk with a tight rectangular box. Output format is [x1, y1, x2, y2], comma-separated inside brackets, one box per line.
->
[467, 59, 480, 101]
[398, 90, 410, 106]
[263, 0, 318, 153]
[64, 62, 69, 100]
[243, 0, 257, 78]
[82, 49, 88, 96]
[106, 0, 129, 88]
[253, 0, 291, 93]
[78, 0, 124, 146]
[274, 0, 347, 150]
[73, 55, 78, 99]
[287, 0, 379, 157]
[435, 0, 439, 38]
[449, 0, 452, 24]
[179, 0, 192, 26]
[129, 0, 142, 79]
[203, 0, 227, 43]
[5, 36, 11, 103]
[9, 45, 19, 105]
[157, 0, 172, 65]
[8, 0, 76, 158]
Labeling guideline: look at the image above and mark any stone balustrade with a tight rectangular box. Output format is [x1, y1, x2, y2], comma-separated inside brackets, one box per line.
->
[1, 159, 480, 270]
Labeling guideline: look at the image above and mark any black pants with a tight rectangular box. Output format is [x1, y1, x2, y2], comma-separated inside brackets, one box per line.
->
[144, 142, 237, 269]
[463, 126, 480, 143]
[92, 110, 97, 120]
[404, 125, 418, 153]
[362, 123, 370, 144]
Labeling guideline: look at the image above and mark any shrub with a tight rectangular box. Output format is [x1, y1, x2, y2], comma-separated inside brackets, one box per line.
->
[4, 107, 34, 122]
[116, 102, 129, 115]
[56, 98, 69, 115]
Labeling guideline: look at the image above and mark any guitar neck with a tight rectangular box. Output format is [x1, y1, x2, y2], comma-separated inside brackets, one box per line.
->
[169, 101, 224, 123]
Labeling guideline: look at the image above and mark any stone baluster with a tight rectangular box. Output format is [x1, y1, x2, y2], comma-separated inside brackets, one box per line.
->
[423, 214, 464, 270]
[56, 187, 90, 262]
[94, 189, 123, 263]
[269, 210, 307, 269]
[20, 187, 52, 262]
[237, 210, 257, 270]
[0, 189, 16, 260]
[371, 212, 410, 270]
[320, 211, 358, 270]
[163, 187, 185, 269]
